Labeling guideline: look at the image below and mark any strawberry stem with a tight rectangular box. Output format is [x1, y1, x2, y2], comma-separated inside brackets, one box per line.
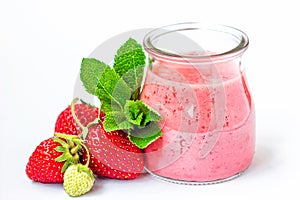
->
[70, 98, 89, 140]
[71, 145, 80, 155]
[70, 98, 100, 140]
[54, 132, 79, 140]
[80, 142, 91, 167]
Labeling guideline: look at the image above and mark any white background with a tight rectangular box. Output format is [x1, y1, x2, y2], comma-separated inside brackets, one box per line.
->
[1, 0, 299, 199]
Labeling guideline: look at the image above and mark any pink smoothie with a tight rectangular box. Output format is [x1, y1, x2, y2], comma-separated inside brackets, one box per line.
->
[141, 59, 255, 182]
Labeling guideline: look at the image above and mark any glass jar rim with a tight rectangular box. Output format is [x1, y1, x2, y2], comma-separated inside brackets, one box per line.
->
[143, 22, 249, 63]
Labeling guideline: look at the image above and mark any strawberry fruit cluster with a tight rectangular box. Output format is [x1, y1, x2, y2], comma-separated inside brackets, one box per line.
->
[25, 38, 162, 197]
[26, 99, 144, 197]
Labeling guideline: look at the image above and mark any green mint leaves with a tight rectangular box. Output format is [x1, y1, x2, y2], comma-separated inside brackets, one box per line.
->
[80, 58, 109, 95]
[95, 67, 131, 113]
[125, 100, 162, 149]
[80, 38, 162, 149]
[114, 38, 146, 100]
[128, 122, 162, 149]
[124, 100, 162, 128]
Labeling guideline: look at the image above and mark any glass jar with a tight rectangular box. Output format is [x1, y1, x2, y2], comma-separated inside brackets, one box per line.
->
[140, 22, 255, 184]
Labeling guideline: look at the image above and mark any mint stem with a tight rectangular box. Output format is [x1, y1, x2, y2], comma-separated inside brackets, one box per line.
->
[131, 87, 141, 100]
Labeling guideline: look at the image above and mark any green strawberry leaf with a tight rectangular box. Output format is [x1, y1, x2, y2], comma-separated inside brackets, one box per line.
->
[53, 135, 81, 172]
[61, 161, 72, 173]
[53, 137, 67, 146]
[55, 146, 66, 153]
[113, 38, 146, 100]
[128, 122, 162, 149]
[55, 153, 69, 162]
[80, 58, 109, 95]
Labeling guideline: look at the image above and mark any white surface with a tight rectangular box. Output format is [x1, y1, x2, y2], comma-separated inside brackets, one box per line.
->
[1, 0, 299, 199]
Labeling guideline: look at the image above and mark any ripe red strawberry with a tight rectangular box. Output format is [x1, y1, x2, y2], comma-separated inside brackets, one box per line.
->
[82, 123, 144, 179]
[54, 102, 144, 179]
[54, 103, 100, 136]
[26, 138, 64, 183]
[55, 103, 105, 176]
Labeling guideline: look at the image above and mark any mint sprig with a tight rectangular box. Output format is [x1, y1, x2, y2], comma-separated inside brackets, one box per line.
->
[80, 38, 162, 149]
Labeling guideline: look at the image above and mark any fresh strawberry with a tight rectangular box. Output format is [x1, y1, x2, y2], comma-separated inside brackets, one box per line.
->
[26, 134, 87, 183]
[54, 103, 105, 176]
[54, 101, 144, 179]
[26, 138, 65, 183]
[54, 103, 100, 136]
[63, 163, 95, 197]
[82, 123, 144, 179]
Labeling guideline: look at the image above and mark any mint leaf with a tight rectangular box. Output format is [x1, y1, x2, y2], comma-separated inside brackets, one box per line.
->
[80, 58, 108, 95]
[124, 100, 162, 128]
[103, 111, 133, 131]
[113, 38, 146, 99]
[114, 38, 145, 77]
[128, 122, 162, 149]
[95, 67, 131, 113]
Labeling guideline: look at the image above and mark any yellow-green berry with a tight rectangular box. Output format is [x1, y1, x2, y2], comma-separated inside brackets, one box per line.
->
[63, 164, 95, 197]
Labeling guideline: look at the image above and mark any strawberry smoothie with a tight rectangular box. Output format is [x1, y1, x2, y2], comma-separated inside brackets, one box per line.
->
[140, 58, 255, 183]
